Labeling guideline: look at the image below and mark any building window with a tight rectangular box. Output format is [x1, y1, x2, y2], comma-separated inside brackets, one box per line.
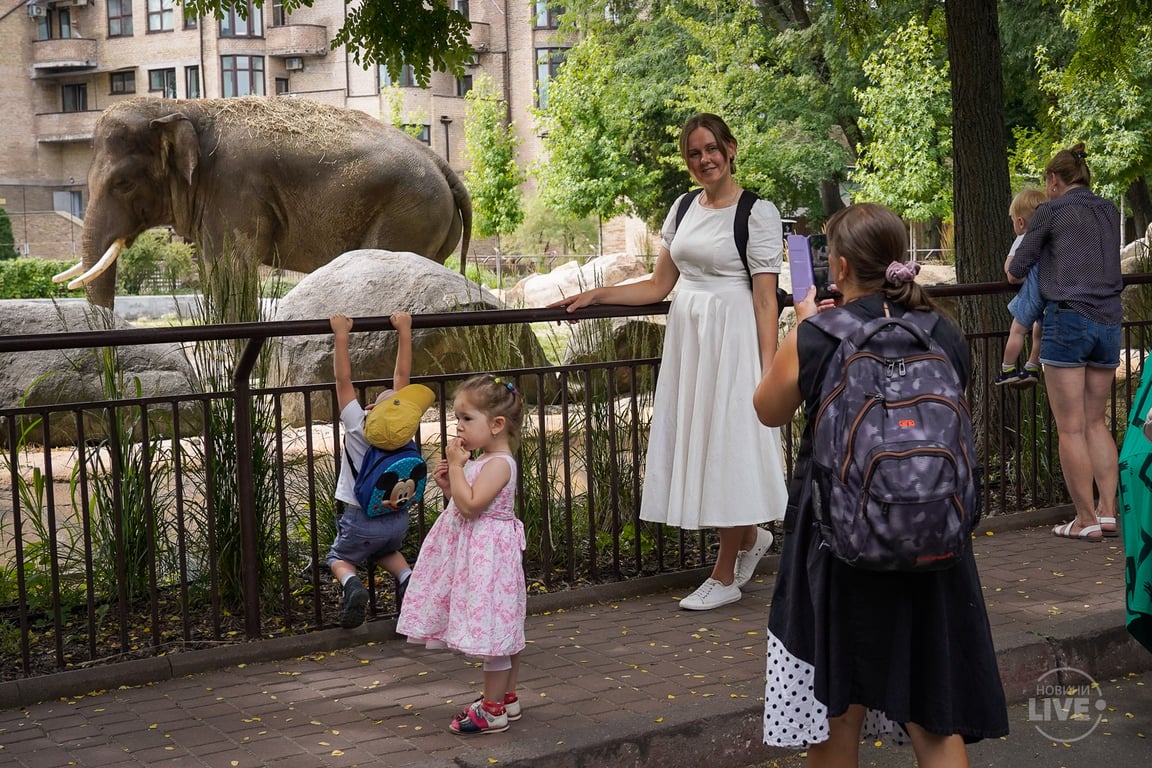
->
[184, 8, 197, 29]
[110, 70, 136, 94]
[107, 0, 133, 37]
[534, 1, 564, 28]
[70, 191, 84, 219]
[454, 0, 469, 20]
[220, 2, 264, 37]
[62, 83, 88, 113]
[456, 74, 473, 97]
[221, 55, 266, 97]
[58, 9, 72, 38]
[271, 0, 286, 26]
[379, 62, 419, 88]
[535, 47, 566, 108]
[149, 68, 177, 98]
[275, 77, 289, 95]
[186, 66, 201, 98]
[147, 0, 175, 32]
[405, 125, 431, 145]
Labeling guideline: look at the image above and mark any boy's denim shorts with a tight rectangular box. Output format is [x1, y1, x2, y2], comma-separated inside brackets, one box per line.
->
[326, 504, 409, 566]
[1007, 269, 1044, 326]
[1040, 301, 1121, 369]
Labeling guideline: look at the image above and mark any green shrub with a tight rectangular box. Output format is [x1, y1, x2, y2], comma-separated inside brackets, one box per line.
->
[0, 258, 84, 298]
[0, 207, 17, 261]
[117, 230, 196, 295]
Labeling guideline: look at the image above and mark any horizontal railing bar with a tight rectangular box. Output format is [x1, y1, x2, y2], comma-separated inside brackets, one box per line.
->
[4, 275, 1151, 354]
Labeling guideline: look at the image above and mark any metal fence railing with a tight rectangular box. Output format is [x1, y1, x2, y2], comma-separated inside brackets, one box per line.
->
[1, 280, 1150, 684]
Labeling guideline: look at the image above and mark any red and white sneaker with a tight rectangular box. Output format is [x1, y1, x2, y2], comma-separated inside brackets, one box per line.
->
[449, 700, 509, 735]
[469, 692, 521, 721]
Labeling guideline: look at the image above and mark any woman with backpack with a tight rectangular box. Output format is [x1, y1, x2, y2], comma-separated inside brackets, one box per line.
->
[553, 113, 788, 611]
[753, 204, 1008, 765]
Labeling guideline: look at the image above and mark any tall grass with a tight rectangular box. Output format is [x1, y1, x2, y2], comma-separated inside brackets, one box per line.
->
[180, 246, 283, 609]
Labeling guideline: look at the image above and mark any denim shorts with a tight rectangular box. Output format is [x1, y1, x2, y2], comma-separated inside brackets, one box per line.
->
[1007, 269, 1044, 326]
[1039, 301, 1121, 369]
[325, 503, 409, 566]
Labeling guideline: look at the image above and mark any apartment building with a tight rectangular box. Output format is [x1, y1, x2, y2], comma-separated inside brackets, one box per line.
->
[0, 0, 607, 261]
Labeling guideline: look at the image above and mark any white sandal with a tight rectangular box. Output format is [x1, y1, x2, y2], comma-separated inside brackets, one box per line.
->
[1097, 515, 1119, 537]
[1052, 520, 1103, 542]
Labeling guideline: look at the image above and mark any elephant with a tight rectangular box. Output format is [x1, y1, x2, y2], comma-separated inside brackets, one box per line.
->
[55, 96, 471, 308]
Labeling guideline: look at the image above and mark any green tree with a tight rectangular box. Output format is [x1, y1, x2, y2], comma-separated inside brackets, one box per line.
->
[0, 207, 17, 261]
[181, 0, 471, 85]
[851, 15, 952, 224]
[381, 85, 430, 140]
[463, 73, 525, 249]
[1036, 2, 1152, 234]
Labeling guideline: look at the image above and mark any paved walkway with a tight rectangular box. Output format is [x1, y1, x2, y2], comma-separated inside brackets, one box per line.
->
[0, 510, 1148, 768]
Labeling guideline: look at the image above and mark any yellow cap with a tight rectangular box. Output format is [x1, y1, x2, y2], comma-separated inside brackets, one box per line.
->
[364, 384, 436, 450]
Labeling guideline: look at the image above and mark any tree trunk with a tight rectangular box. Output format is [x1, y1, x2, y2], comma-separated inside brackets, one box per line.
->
[946, 0, 1014, 321]
[819, 178, 846, 219]
[945, 0, 1017, 468]
[1126, 176, 1152, 242]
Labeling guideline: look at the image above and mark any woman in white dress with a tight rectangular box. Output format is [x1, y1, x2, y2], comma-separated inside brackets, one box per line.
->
[553, 113, 788, 610]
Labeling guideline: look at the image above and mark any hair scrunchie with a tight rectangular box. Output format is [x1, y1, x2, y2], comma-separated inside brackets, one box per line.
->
[885, 260, 920, 285]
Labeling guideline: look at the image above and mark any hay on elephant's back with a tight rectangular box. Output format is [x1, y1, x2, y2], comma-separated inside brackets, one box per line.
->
[203, 97, 363, 147]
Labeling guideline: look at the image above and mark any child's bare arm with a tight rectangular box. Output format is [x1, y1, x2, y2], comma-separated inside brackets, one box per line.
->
[391, 312, 413, 390]
[330, 315, 358, 413]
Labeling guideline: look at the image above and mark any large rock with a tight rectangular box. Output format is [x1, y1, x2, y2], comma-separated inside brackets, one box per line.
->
[500, 253, 650, 308]
[0, 300, 197, 446]
[268, 250, 554, 425]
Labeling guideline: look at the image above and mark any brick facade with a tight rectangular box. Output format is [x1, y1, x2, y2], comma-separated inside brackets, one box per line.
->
[0, 0, 648, 262]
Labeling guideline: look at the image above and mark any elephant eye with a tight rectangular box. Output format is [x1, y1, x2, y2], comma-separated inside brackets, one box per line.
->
[112, 179, 136, 194]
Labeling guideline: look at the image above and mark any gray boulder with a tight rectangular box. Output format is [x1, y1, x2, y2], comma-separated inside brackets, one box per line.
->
[268, 250, 554, 425]
[0, 300, 197, 447]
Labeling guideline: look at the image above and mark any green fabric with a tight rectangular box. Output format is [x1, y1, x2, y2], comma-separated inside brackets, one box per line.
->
[1118, 363, 1152, 654]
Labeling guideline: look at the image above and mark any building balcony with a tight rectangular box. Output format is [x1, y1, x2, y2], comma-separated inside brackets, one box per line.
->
[35, 110, 100, 143]
[468, 21, 490, 53]
[31, 37, 97, 72]
[266, 24, 328, 57]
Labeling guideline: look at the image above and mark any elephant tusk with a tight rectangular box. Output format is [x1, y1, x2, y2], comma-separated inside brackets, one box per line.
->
[67, 239, 125, 290]
[52, 261, 86, 283]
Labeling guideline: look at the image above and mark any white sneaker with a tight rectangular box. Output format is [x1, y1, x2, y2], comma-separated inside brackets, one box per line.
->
[733, 527, 774, 589]
[679, 578, 742, 610]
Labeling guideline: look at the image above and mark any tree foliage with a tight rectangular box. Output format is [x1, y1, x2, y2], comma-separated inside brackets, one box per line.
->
[464, 74, 525, 243]
[851, 15, 952, 223]
[180, 0, 472, 86]
[0, 207, 17, 261]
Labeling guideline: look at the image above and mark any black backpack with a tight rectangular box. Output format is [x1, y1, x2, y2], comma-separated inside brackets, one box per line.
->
[806, 306, 980, 571]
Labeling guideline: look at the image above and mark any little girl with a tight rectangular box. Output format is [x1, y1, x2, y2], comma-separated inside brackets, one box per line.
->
[396, 375, 526, 735]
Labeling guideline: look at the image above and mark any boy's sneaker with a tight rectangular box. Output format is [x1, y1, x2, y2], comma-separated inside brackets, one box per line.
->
[679, 578, 742, 610]
[338, 575, 369, 628]
[994, 367, 1022, 387]
[450, 700, 509, 735]
[733, 527, 774, 589]
[1012, 367, 1041, 389]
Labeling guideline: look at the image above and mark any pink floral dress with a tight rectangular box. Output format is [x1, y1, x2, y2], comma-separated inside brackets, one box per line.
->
[397, 452, 526, 658]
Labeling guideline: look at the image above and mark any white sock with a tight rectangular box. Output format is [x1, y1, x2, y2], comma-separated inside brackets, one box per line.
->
[340, 573, 356, 586]
[398, 568, 412, 584]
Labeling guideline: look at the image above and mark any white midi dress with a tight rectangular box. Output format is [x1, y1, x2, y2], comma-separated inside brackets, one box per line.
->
[638, 193, 789, 530]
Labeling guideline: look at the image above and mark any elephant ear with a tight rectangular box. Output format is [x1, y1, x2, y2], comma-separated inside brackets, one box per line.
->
[150, 113, 199, 187]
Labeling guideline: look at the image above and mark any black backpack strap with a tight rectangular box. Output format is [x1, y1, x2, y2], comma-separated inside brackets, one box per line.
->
[733, 189, 759, 279]
[343, 436, 358, 479]
[674, 188, 703, 230]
